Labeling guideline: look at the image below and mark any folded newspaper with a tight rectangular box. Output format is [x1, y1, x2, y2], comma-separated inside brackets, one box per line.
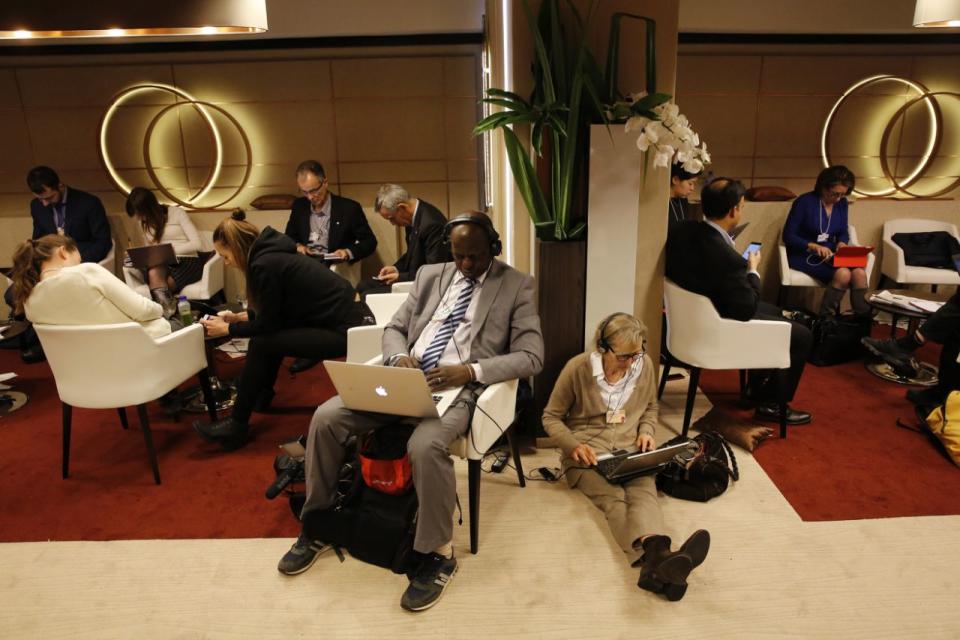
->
[869, 290, 944, 314]
[216, 338, 249, 359]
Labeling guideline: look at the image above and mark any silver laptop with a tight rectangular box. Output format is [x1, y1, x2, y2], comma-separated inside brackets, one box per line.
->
[595, 440, 699, 483]
[323, 360, 463, 418]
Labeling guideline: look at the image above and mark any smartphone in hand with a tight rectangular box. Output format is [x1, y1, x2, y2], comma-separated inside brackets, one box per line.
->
[742, 242, 762, 260]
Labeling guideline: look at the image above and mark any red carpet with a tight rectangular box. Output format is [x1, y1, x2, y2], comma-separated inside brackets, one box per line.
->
[0, 348, 331, 542]
[700, 331, 960, 522]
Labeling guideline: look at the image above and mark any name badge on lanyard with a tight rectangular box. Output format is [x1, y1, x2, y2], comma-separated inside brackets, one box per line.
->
[817, 233, 829, 243]
[606, 409, 626, 424]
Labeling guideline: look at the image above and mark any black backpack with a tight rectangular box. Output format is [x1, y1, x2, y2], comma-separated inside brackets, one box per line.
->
[785, 309, 870, 367]
[302, 424, 419, 574]
[656, 432, 739, 502]
[892, 231, 960, 270]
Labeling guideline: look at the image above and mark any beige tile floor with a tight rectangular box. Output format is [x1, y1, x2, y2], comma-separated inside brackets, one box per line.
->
[2, 378, 959, 639]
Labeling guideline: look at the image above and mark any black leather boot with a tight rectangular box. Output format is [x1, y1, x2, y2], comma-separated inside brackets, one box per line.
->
[150, 287, 178, 319]
[636, 535, 694, 601]
[819, 286, 846, 318]
[851, 288, 873, 319]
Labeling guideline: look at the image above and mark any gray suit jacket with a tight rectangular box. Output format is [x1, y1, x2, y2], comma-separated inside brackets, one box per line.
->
[383, 260, 544, 384]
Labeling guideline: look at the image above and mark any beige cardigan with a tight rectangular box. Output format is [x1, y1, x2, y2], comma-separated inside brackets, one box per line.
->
[542, 351, 659, 472]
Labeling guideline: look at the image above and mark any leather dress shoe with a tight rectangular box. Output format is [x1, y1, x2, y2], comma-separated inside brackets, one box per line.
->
[20, 344, 46, 364]
[288, 358, 320, 374]
[193, 417, 249, 450]
[755, 403, 812, 425]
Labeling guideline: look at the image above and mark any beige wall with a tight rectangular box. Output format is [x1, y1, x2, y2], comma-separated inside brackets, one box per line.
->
[676, 45, 960, 199]
[0, 45, 482, 225]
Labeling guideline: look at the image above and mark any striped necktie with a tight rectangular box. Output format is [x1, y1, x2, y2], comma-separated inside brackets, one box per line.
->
[419, 277, 477, 372]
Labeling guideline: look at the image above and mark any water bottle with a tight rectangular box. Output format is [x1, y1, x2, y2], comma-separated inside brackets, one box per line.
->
[177, 295, 193, 326]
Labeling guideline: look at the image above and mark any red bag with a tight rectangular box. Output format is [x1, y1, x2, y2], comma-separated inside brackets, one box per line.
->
[359, 425, 414, 496]
[360, 455, 412, 496]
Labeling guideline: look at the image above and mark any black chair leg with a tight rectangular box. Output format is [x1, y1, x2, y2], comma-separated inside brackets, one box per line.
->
[62, 403, 72, 479]
[468, 458, 480, 555]
[777, 370, 788, 439]
[197, 368, 218, 423]
[505, 425, 525, 488]
[136, 404, 162, 485]
[682, 367, 701, 439]
[117, 407, 129, 430]
[658, 358, 672, 399]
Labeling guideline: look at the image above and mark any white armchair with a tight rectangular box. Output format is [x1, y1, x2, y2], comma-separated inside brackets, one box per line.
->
[391, 281, 415, 294]
[348, 327, 523, 554]
[779, 224, 875, 288]
[33, 322, 218, 484]
[123, 231, 225, 301]
[881, 219, 960, 289]
[660, 280, 793, 438]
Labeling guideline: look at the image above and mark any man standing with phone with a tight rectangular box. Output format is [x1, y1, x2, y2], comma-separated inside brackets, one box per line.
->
[666, 178, 813, 425]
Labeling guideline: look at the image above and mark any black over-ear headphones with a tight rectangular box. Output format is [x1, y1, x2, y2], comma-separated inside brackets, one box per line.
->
[443, 213, 502, 257]
[597, 312, 627, 353]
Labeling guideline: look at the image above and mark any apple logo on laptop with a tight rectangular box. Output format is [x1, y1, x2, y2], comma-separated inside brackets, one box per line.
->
[375, 385, 388, 397]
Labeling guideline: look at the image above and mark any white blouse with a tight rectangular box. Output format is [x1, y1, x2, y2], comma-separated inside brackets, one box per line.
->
[144, 206, 202, 257]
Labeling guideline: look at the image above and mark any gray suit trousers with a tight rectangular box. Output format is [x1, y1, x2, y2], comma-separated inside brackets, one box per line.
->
[301, 391, 473, 554]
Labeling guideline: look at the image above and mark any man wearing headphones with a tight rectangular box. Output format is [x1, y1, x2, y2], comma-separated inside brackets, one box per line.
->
[279, 212, 544, 612]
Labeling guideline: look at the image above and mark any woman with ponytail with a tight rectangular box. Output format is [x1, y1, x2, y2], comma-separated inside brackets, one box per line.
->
[194, 210, 370, 450]
[10, 234, 170, 338]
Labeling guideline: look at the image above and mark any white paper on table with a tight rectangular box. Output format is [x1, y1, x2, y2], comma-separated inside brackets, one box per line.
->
[216, 338, 249, 359]
[0, 372, 17, 383]
[870, 290, 943, 313]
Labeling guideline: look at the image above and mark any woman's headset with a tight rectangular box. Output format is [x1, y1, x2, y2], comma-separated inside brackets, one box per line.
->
[443, 213, 502, 257]
[596, 312, 626, 353]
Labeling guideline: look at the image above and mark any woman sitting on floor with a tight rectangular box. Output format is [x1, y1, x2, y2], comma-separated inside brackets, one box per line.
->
[782, 165, 870, 318]
[194, 210, 371, 450]
[542, 312, 710, 601]
[125, 186, 208, 317]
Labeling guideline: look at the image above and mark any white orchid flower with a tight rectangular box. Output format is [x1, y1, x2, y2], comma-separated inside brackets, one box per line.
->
[624, 115, 650, 133]
[683, 158, 704, 174]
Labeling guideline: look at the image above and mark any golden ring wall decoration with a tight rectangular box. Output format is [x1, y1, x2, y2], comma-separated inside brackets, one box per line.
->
[821, 74, 944, 198]
[98, 83, 252, 209]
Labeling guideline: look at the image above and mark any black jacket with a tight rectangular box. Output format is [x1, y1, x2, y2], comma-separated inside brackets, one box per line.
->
[228, 227, 362, 338]
[284, 193, 377, 262]
[394, 200, 450, 282]
[30, 187, 112, 263]
[665, 220, 760, 322]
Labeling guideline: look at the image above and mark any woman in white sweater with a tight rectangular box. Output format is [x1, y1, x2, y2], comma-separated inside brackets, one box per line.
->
[125, 187, 207, 315]
[10, 234, 170, 339]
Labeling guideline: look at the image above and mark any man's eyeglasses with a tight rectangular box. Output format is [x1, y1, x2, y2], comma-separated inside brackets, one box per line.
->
[613, 350, 644, 362]
[300, 182, 326, 197]
[823, 189, 848, 199]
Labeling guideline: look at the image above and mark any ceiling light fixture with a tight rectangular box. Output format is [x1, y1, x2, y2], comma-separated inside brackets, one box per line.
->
[0, 0, 267, 39]
[914, 0, 960, 27]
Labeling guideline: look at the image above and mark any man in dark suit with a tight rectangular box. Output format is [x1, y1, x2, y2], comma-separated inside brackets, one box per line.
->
[356, 183, 451, 298]
[284, 160, 378, 373]
[278, 213, 544, 612]
[27, 165, 111, 263]
[4, 166, 112, 363]
[284, 160, 377, 264]
[666, 178, 813, 425]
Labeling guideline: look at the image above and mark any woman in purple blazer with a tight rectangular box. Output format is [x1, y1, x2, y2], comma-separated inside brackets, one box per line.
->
[782, 165, 870, 318]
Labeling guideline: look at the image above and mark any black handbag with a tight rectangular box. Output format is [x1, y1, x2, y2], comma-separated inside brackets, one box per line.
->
[809, 313, 871, 367]
[656, 432, 739, 502]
